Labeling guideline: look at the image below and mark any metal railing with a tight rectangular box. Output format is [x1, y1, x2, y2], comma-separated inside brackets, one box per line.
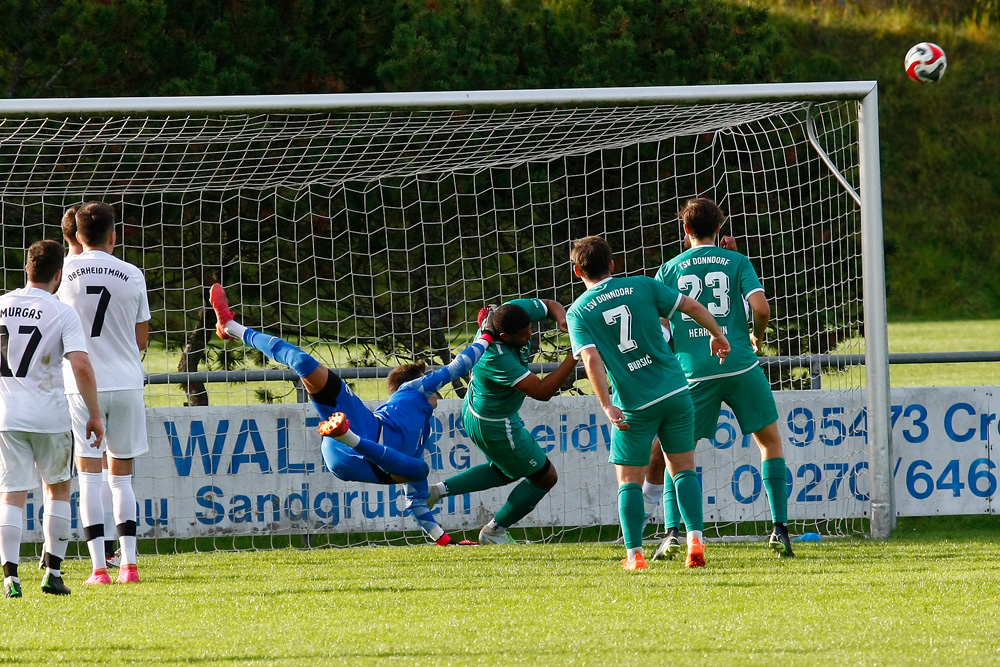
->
[146, 351, 1000, 395]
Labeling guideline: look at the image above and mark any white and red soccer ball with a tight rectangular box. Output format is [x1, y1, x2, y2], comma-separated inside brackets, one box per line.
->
[905, 42, 947, 84]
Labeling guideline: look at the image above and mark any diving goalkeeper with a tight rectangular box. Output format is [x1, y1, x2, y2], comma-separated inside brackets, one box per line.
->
[210, 284, 495, 545]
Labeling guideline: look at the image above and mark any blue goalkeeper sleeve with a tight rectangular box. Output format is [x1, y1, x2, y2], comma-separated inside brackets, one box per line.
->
[400, 334, 492, 396]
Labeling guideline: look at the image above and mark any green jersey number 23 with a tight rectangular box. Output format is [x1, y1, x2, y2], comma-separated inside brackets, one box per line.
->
[678, 271, 731, 321]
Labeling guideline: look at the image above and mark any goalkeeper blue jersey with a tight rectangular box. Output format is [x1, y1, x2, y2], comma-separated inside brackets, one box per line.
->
[374, 336, 492, 456]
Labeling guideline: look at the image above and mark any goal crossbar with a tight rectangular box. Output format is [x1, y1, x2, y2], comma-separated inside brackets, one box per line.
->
[0, 81, 878, 116]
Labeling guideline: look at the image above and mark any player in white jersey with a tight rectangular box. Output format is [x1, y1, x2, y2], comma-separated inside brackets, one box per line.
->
[57, 202, 151, 586]
[1, 241, 104, 599]
[59, 206, 120, 569]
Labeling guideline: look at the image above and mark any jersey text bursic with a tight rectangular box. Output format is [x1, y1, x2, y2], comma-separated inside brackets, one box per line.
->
[626, 354, 653, 372]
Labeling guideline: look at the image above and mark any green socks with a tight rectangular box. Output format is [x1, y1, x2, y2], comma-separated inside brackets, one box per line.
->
[443, 463, 513, 496]
[662, 473, 681, 530]
[618, 483, 645, 550]
[672, 469, 704, 532]
[762, 457, 789, 525]
[494, 479, 550, 529]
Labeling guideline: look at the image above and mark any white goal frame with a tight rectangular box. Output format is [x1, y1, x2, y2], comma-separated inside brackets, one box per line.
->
[1, 81, 893, 540]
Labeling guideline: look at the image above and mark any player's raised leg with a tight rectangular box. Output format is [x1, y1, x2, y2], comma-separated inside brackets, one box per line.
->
[433, 408, 558, 545]
[211, 283, 320, 382]
[317, 413, 429, 481]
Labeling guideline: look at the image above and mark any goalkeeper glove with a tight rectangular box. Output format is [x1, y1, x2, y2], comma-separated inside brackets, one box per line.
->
[478, 305, 498, 341]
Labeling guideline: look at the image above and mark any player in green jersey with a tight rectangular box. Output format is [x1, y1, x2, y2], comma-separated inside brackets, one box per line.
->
[567, 235, 730, 570]
[654, 198, 793, 558]
[427, 298, 578, 545]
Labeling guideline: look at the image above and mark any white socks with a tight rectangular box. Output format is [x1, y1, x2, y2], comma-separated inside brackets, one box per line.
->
[109, 474, 138, 566]
[335, 428, 361, 448]
[44, 500, 72, 575]
[0, 504, 23, 568]
[641, 481, 663, 507]
[102, 469, 116, 545]
[225, 320, 247, 340]
[78, 471, 107, 570]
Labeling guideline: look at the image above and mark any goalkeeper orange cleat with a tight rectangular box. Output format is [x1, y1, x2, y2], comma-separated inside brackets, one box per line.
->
[209, 283, 235, 340]
[685, 536, 706, 568]
[317, 413, 350, 438]
[621, 553, 648, 572]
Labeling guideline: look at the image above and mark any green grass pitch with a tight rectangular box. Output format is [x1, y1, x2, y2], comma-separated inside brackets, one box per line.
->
[4, 517, 1000, 666]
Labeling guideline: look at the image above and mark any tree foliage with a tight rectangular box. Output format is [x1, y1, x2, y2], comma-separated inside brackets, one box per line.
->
[1, 0, 783, 98]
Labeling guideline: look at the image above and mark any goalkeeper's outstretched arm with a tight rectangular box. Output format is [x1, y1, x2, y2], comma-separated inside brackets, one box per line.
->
[402, 332, 495, 397]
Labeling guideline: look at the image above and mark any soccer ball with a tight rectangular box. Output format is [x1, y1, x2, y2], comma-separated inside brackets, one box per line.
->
[905, 42, 947, 84]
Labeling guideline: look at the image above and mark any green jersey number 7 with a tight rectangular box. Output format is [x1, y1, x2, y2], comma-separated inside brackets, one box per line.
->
[602, 304, 638, 353]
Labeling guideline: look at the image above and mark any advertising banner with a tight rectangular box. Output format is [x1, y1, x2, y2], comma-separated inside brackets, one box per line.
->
[20, 387, 998, 541]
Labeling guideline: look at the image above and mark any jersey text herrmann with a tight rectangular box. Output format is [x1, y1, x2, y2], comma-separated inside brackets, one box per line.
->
[687, 325, 728, 339]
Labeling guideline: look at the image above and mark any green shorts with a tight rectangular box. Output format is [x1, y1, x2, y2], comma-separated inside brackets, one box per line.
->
[610, 389, 695, 466]
[461, 406, 547, 479]
[689, 365, 779, 441]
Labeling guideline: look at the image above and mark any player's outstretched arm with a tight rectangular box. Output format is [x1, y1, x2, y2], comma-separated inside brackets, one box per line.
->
[405, 332, 495, 397]
[677, 296, 731, 363]
[65, 351, 105, 448]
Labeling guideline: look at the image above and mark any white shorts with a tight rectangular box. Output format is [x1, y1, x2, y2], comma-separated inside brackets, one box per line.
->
[0, 430, 73, 492]
[69, 389, 149, 460]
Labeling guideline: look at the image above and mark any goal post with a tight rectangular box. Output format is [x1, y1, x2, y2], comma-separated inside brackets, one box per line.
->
[0, 81, 893, 547]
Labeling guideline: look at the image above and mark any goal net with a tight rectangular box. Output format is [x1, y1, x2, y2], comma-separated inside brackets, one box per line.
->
[0, 84, 889, 551]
